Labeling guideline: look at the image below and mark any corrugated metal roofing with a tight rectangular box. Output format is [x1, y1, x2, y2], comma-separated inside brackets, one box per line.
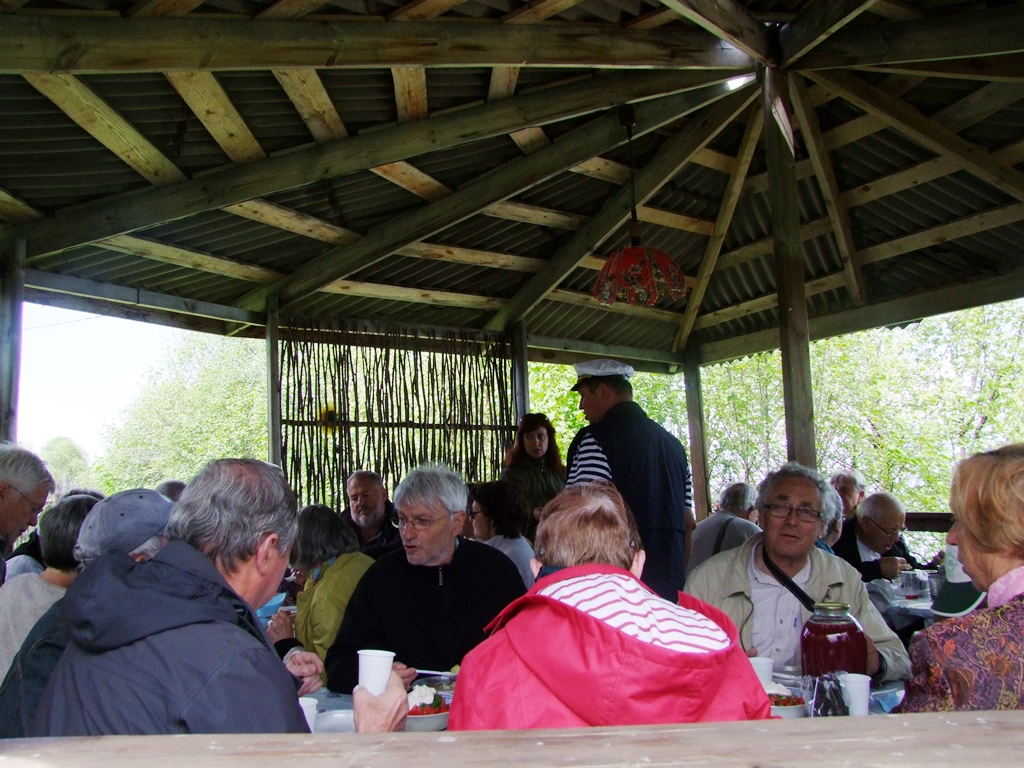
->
[2, 0, 1024, 370]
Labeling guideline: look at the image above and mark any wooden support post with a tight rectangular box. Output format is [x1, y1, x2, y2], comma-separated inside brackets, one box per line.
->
[511, 321, 530, 424]
[762, 66, 817, 468]
[265, 296, 282, 466]
[0, 238, 24, 443]
[682, 345, 710, 521]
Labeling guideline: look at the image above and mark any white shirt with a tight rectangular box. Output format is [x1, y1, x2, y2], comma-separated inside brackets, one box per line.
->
[749, 546, 812, 669]
[858, 537, 881, 563]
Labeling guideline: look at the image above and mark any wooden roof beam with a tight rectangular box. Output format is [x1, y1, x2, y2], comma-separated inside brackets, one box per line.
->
[779, 0, 880, 68]
[655, 0, 770, 65]
[857, 54, 1024, 83]
[484, 84, 756, 332]
[796, 4, 1024, 70]
[6, 69, 731, 259]
[165, 71, 266, 164]
[0, 17, 754, 73]
[789, 73, 865, 306]
[672, 103, 762, 354]
[242, 86, 726, 312]
[806, 71, 1024, 205]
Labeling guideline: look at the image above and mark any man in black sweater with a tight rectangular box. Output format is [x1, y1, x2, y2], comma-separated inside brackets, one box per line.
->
[325, 464, 525, 692]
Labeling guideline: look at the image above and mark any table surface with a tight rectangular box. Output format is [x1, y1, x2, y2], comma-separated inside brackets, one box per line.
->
[4, 711, 1024, 768]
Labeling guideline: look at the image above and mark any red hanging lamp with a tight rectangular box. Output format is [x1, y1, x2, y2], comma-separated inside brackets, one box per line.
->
[593, 106, 688, 308]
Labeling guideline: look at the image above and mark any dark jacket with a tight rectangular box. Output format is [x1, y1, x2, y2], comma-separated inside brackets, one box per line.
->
[0, 598, 66, 739]
[833, 519, 881, 581]
[342, 500, 402, 560]
[32, 540, 307, 736]
[566, 400, 691, 601]
[324, 538, 525, 693]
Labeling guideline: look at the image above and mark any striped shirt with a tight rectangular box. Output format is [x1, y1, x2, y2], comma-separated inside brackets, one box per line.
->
[565, 433, 613, 485]
[567, 433, 693, 510]
[538, 571, 730, 653]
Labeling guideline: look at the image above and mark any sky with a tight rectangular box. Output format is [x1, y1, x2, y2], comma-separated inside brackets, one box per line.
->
[18, 303, 187, 460]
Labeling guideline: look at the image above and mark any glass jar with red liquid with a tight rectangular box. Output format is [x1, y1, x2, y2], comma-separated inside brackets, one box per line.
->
[800, 602, 867, 676]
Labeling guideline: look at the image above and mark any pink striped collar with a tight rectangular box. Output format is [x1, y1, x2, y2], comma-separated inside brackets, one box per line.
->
[987, 565, 1024, 608]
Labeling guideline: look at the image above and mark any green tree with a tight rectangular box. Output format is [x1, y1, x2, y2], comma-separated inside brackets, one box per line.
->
[40, 436, 95, 494]
[94, 334, 268, 492]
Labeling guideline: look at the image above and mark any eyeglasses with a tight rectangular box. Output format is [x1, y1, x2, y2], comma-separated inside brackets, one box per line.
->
[10, 486, 46, 516]
[763, 503, 822, 523]
[865, 516, 906, 538]
[391, 512, 455, 532]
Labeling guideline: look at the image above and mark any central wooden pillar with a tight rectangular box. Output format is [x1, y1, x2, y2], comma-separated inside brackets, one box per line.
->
[683, 345, 711, 521]
[762, 66, 817, 468]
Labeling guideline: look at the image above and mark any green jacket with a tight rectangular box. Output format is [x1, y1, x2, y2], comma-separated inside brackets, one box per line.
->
[296, 551, 374, 679]
[684, 534, 910, 683]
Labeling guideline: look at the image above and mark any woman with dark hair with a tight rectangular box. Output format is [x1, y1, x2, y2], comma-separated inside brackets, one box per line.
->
[500, 413, 565, 540]
[268, 504, 373, 674]
[468, 481, 535, 588]
[0, 494, 97, 680]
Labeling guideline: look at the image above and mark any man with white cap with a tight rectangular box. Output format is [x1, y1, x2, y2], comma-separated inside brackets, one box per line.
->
[565, 358, 693, 601]
[0, 488, 173, 739]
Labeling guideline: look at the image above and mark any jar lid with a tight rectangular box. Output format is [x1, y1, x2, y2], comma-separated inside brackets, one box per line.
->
[813, 601, 851, 612]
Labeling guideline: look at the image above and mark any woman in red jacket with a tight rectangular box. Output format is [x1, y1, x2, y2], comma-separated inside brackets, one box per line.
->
[448, 484, 770, 730]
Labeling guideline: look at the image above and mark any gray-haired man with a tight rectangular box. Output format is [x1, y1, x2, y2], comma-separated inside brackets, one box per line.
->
[0, 444, 54, 586]
[34, 460, 324, 735]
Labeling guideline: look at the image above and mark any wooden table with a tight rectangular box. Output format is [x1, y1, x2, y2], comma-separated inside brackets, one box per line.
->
[4, 711, 1024, 767]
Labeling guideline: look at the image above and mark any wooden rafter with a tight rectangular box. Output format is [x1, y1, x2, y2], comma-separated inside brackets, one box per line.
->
[24, 74, 186, 187]
[388, 0, 469, 21]
[165, 71, 265, 164]
[250, 85, 744, 313]
[257, 0, 329, 19]
[0, 17, 754, 73]
[484, 84, 756, 332]
[656, 0, 770, 65]
[11, 70, 725, 260]
[0, 189, 41, 225]
[672, 103, 762, 354]
[788, 74, 865, 306]
[273, 70, 348, 143]
[694, 273, 847, 330]
[392, 67, 429, 124]
[796, 4, 1024, 70]
[806, 71, 1024, 205]
[868, 0, 923, 21]
[126, 0, 204, 16]
[780, 0, 880, 68]
[858, 55, 1024, 83]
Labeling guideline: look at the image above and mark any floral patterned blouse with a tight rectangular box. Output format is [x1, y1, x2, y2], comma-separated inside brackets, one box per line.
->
[899, 594, 1024, 712]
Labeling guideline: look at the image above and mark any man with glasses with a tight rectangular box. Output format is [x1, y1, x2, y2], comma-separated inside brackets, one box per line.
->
[685, 463, 909, 681]
[325, 464, 526, 693]
[0, 444, 54, 587]
[834, 492, 926, 581]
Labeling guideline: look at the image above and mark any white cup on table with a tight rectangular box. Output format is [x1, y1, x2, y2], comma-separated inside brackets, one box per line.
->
[749, 656, 773, 684]
[357, 649, 395, 696]
[842, 673, 871, 716]
[298, 696, 318, 732]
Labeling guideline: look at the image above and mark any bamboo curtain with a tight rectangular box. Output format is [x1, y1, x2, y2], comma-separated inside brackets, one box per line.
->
[279, 319, 515, 506]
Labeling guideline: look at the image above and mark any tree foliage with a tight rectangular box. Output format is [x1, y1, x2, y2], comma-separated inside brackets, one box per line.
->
[94, 334, 267, 493]
[40, 436, 95, 494]
[530, 299, 1024, 524]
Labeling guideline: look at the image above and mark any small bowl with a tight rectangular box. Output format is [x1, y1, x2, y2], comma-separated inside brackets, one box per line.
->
[770, 703, 806, 719]
[405, 711, 449, 732]
[315, 709, 355, 733]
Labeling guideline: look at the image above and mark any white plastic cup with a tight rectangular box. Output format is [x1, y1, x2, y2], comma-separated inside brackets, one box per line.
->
[357, 649, 395, 696]
[843, 672, 871, 716]
[749, 656, 774, 684]
[298, 696, 317, 732]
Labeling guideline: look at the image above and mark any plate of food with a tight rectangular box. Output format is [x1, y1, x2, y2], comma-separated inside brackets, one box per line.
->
[415, 673, 457, 705]
[405, 683, 450, 731]
[764, 681, 806, 719]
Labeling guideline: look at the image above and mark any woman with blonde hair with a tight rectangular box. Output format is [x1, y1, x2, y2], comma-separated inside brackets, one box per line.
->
[449, 484, 769, 730]
[900, 444, 1024, 712]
